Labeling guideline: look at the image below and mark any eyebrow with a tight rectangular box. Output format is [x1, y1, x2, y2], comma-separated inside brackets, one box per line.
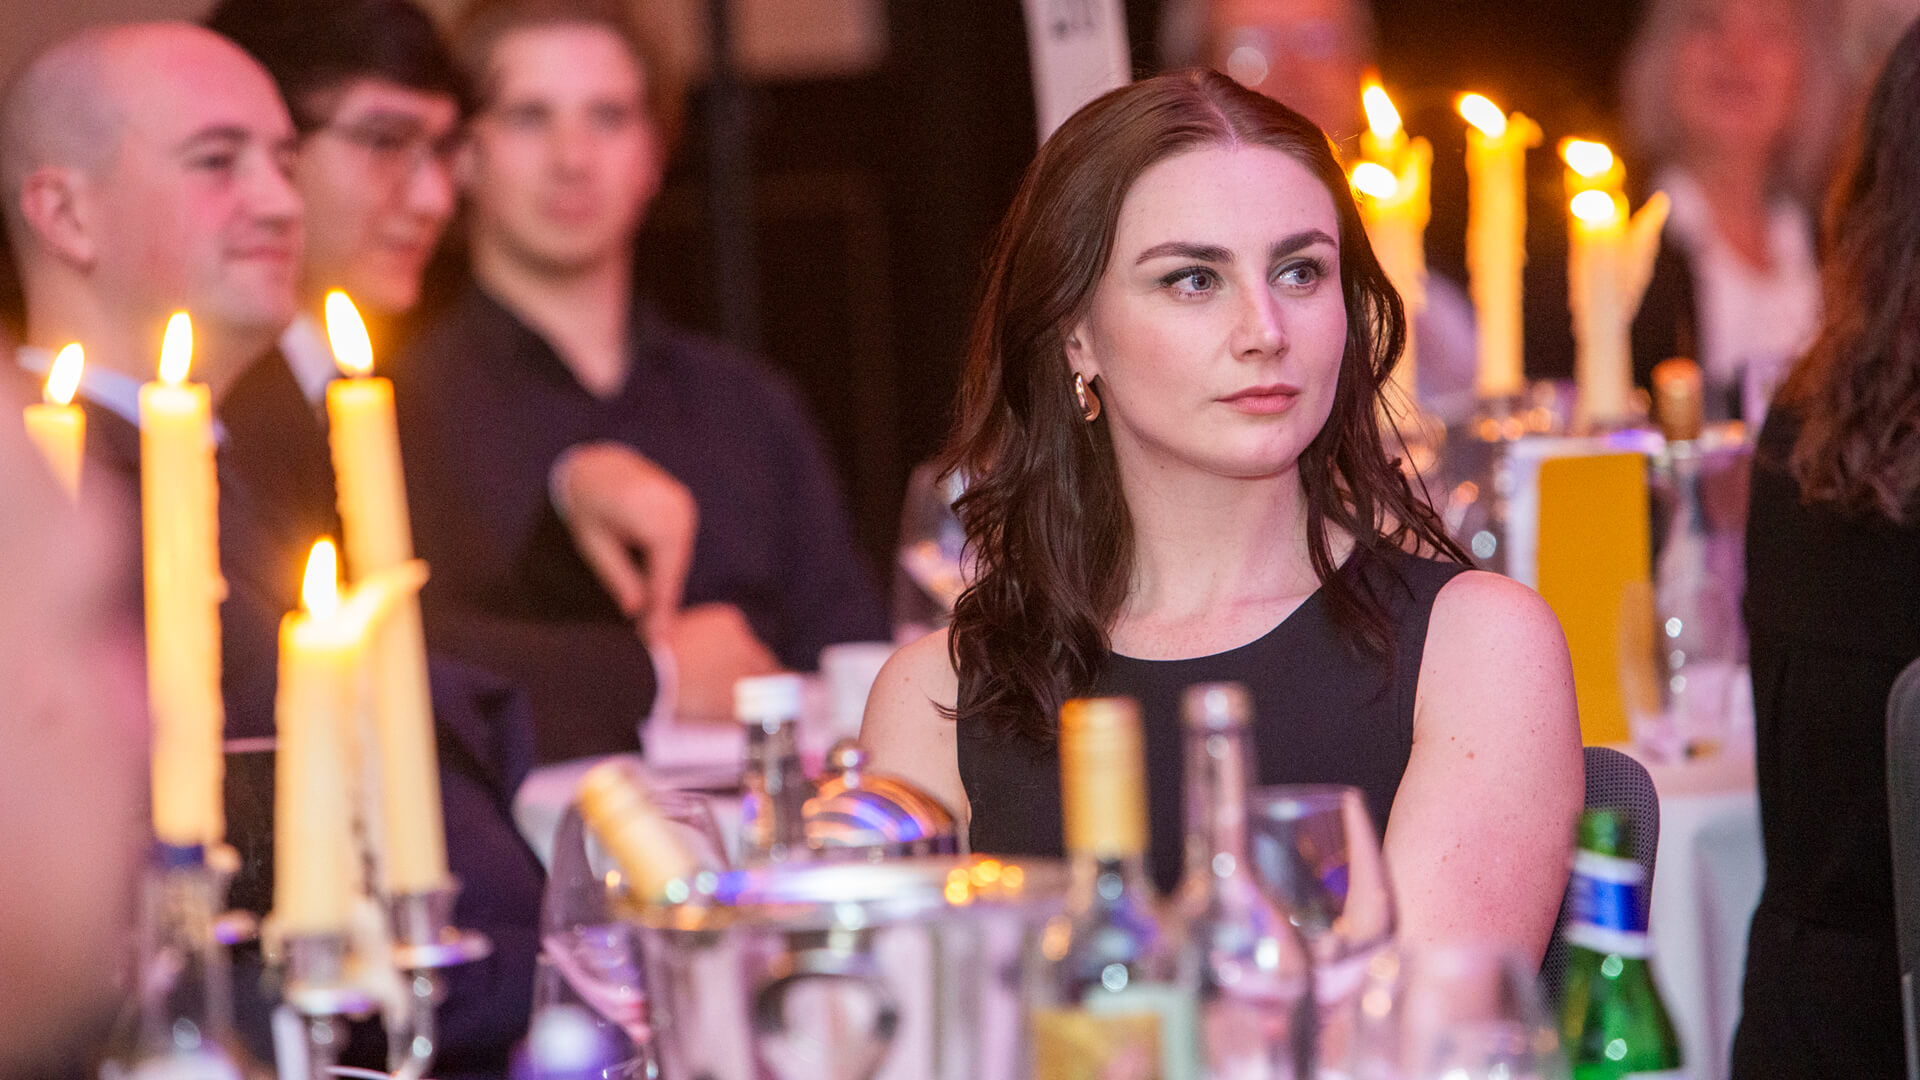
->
[1133, 228, 1338, 265]
[174, 125, 297, 158]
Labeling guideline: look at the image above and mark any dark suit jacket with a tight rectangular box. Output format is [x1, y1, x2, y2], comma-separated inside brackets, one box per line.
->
[74, 352, 543, 1079]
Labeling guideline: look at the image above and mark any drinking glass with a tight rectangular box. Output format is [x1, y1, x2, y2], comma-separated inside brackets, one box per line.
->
[1339, 943, 1567, 1080]
[1248, 786, 1396, 978]
[533, 786, 728, 1078]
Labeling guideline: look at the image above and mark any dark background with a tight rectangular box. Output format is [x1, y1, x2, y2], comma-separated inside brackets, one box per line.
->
[634, 0, 1647, 589]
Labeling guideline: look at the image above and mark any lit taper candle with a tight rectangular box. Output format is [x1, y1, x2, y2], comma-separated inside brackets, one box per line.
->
[1458, 94, 1541, 399]
[25, 343, 85, 498]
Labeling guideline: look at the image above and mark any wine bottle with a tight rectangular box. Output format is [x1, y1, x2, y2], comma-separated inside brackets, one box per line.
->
[576, 758, 700, 905]
[1029, 697, 1198, 1080]
[1557, 809, 1683, 1079]
[98, 846, 265, 1080]
[735, 674, 814, 865]
[1174, 683, 1313, 1079]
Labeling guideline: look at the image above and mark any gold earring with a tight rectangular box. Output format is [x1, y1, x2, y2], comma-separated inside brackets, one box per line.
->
[1073, 372, 1101, 422]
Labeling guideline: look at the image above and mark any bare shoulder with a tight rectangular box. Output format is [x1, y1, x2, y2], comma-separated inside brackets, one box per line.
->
[859, 628, 968, 822]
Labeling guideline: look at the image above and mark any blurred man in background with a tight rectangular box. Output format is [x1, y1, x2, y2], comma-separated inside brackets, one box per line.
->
[396, 0, 887, 759]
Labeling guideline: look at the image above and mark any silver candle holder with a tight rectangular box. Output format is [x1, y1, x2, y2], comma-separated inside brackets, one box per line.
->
[383, 881, 491, 1080]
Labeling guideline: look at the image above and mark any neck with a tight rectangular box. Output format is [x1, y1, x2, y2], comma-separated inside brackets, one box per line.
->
[24, 275, 270, 404]
[1116, 457, 1324, 625]
[1682, 154, 1777, 267]
[470, 227, 634, 398]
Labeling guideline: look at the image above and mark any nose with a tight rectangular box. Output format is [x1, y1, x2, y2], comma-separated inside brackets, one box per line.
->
[549, 115, 592, 176]
[407, 152, 458, 222]
[1233, 280, 1287, 359]
[250, 152, 303, 228]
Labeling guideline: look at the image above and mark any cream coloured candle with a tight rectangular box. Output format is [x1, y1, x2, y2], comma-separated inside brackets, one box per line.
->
[322, 291, 447, 895]
[140, 313, 227, 848]
[25, 343, 85, 498]
[273, 540, 358, 935]
[1561, 141, 1670, 429]
[1354, 82, 1429, 407]
[1459, 95, 1541, 399]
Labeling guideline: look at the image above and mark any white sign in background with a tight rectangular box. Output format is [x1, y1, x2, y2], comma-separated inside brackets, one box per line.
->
[1021, 0, 1134, 144]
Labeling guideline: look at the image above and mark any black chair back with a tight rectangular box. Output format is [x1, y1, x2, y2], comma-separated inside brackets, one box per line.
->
[1540, 744, 1661, 1004]
[1886, 657, 1920, 1080]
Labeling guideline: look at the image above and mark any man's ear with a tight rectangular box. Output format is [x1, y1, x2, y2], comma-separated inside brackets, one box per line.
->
[18, 166, 95, 271]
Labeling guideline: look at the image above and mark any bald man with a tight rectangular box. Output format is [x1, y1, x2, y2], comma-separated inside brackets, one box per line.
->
[1, 25, 542, 1076]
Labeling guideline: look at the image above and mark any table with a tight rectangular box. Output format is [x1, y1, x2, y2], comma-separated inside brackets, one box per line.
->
[1625, 744, 1765, 1080]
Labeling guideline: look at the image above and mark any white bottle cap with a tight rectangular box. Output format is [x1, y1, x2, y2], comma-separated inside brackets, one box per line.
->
[734, 673, 804, 722]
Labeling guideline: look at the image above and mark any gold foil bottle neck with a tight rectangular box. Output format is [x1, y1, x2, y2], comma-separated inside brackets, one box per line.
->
[1651, 357, 1704, 443]
[1058, 696, 1148, 857]
[577, 759, 698, 904]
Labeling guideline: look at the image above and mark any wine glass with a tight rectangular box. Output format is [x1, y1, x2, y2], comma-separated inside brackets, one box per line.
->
[534, 784, 727, 1078]
[1339, 943, 1567, 1080]
[1248, 786, 1396, 981]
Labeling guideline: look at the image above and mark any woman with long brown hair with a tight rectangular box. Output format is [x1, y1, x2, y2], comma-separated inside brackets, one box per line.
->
[862, 69, 1581, 958]
[1730, 17, 1920, 1078]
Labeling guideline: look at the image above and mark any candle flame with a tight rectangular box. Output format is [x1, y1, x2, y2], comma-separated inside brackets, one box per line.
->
[323, 291, 374, 378]
[45, 344, 83, 406]
[1362, 83, 1402, 143]
[1458, 94, 1507, 138]
[1570, 188, 1621, 224]
[1561, 139, 1614, 178]
[1350, 161, 1399, 200]
[158, 312, 192, 386]
[302, 539, 341, 621]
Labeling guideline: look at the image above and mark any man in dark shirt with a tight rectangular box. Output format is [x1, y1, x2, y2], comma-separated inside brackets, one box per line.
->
[1, 23, 540, 1076]
[400, 0, 888, 756]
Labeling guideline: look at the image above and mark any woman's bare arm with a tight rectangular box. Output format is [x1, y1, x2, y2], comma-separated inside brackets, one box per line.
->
[1384, 570, 1583, 964]
[858, 628, 969, 827]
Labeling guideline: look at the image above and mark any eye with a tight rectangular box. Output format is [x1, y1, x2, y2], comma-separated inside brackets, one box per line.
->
[1160, 266, 1220, 296]
[588, 102, 638, 133]
[1274, 257, 1329, 289]
[189, 152, 239, 174]
[495, 103, 546, 131]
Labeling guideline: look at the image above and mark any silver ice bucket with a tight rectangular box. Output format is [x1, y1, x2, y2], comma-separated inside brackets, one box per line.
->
[624, 855, 1066, 1080]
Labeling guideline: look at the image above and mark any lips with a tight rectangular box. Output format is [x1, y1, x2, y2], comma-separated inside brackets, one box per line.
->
[1219, 383, 1302, 415]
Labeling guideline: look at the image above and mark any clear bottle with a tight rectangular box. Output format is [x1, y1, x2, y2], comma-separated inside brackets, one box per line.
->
[99, 846, 263, 1080]
[1174, 683, 1313, 1079]
[1648, 358, 1742, 758]
[735, 673, 814, 865]
[1557, 809, 1683, 1080]
[1029, 697, 1198, 1080]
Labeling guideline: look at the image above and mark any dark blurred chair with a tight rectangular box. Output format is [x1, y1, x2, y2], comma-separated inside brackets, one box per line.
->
[1541, 745, 1661, 1004]
[1887, 658, 1920, 1080]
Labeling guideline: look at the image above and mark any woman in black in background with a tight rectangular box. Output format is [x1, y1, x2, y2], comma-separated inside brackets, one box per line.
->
[862, 69, 1580, 961]
[1731, 18, 1920, 1079]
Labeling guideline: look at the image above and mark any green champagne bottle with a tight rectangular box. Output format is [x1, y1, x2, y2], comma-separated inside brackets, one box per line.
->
[1557, 809, 1683, 1079]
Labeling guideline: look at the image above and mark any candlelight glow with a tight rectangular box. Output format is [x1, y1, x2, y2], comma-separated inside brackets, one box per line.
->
[1458, 94, 1507, 138]
[1571, 188, 1621, 224]
[1362, 84, 1402, 143]
[302, 539, 341, 621]
[158, 312, 192, 385]
[1351, 161, 1399, 200]
[45, 344, 83, 406]
[1561, 139, 1614, 178]
[324, 291, 374, 377]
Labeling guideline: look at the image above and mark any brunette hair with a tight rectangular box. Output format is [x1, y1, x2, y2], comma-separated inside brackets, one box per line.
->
[1776, 17, 1920, 525]
[942, 68, 1466, 744]
[207, 0, 471, 131]
[450, 0, 682, 142]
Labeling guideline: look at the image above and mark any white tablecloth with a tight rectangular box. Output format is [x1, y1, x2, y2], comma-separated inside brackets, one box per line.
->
[1626, 746, 1765, 1080]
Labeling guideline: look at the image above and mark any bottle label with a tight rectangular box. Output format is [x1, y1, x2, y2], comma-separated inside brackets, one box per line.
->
[1566, 850, 1650, 958]
[1030, 984, 1199, 1080]
[1621, 1072, 1687, 1079]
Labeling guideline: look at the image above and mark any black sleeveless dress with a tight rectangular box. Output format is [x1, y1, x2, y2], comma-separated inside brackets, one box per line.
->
[959, 547, 1469, 894]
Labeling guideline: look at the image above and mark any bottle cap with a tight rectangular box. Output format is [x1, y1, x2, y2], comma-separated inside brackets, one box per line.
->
[1181, 682, 1252, 731]
[576, 760, 697, 903]
[1651, 358, 1703, 443]
[1058, 697, 1148, 857]
[734, 673, 804, 723]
